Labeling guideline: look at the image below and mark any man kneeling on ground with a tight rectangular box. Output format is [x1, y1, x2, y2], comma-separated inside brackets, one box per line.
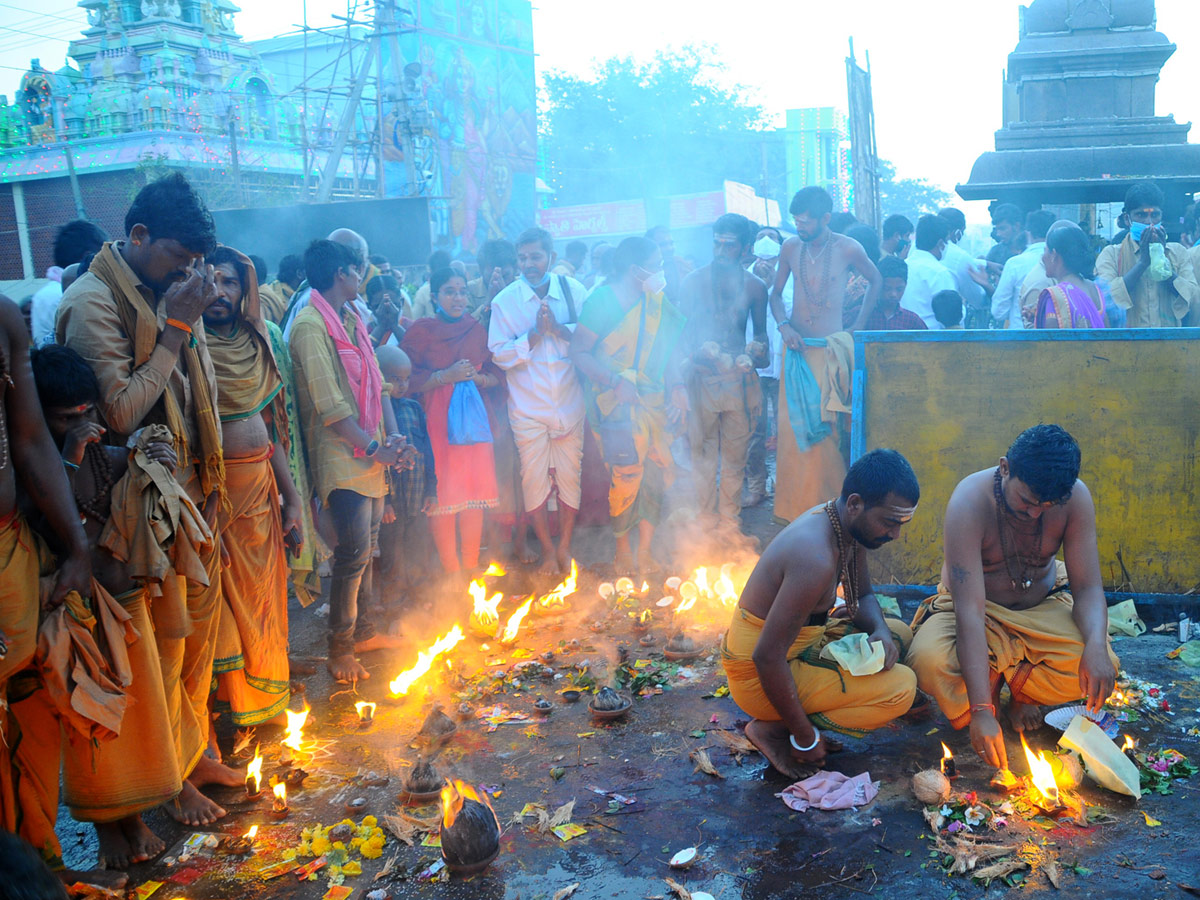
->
[722, 449, 920, 778]
[906, 424, 1118, 771]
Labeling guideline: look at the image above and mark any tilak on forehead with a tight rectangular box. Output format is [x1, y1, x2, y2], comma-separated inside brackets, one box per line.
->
[885, 504, 918, 522]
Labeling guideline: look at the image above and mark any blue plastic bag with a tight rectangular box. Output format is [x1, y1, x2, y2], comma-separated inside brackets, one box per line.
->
[446, 380, 493, 445]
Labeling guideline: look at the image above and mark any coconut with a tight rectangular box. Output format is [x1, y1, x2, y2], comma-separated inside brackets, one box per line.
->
[441, 793, 500, 871]
[418, 704, 457, 739]
[666, 631, 697, 653]
[700, 341, 720, 358]
[615, 576, 636, 595]
[406, 758, 442, 795]
[735, 354, 753, 371]
[1050, 751, 1084, 790]
[911, 768, 952, 805]
[592, 686, 625, 711]
[669, 846, 698, 869]
[598, 582, 615, 599]
[664, 576, 683, 593]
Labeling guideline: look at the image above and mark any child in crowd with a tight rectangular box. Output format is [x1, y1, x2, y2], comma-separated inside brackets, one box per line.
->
[375, 345, 437, 618]
[932, 290, 965, 329]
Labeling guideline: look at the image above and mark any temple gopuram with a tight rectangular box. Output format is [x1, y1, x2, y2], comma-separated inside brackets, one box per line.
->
[957, 0, 1200, 231]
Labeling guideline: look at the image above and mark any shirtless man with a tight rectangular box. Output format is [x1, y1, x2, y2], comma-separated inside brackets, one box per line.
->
[906, 425, 1118, 771]
[769, 187, 881, 523]
[721, 449, 920, 778]
[679, 213, 768, 534]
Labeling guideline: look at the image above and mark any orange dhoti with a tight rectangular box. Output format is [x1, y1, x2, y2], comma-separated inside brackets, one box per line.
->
[905, 569, 1120, 729]
[721, 606, 916, 738]
[214, 452, 290, 725]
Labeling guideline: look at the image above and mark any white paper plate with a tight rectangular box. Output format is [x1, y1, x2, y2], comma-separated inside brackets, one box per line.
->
[1042, 705, 1120, 738]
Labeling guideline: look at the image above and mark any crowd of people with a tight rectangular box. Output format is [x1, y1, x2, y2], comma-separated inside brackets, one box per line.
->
[0, 166, 1197, 889]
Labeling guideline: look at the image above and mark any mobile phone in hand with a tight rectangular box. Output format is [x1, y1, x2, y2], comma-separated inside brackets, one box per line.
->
[284, 526, 302, 555]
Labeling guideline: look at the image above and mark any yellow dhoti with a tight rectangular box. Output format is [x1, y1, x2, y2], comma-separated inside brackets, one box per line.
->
[63, 588, 182, 822]
[773, 338, 851, 523]
[214, 452, 290, 725]
[721, 607, 917, 738]
[906, 568, 1120, 729]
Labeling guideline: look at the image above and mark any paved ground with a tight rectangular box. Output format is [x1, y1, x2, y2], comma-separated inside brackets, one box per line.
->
[53, 476, 1200, 900]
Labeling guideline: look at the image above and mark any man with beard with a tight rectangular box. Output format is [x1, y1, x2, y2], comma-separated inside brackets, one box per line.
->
[202, 246, 303, 727]
[488, 227, 586, 574]
[770, 187, 881, 523]
[721, 449, 919, 778]
[906, 425, 1118, 771]
[679, 213, 768, 535]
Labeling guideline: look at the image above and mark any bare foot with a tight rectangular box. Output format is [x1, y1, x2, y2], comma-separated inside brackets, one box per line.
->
[744, 719, 818, 781]
[518, 546, 539, 565]
[121, 814, 165, 864]
[354, 632, 405, 653]
[165, 782, 226, 827]
[95, 822, 134, 870]
[59, 865, 128, 889]
[328, 653, 370, 683]
[188, 752, 243, 788]
[556, 546, 573, 576]
[537, 553, 560, 575]
[613, 548, 635, 576]
[1007, 699, 1044, 732]
[289, 656, 318, 677]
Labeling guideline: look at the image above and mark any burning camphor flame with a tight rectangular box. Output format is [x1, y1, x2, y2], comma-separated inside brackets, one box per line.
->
[484, 562, 506, 578]
[1122, 734, 1135, 752]
[674, 581, 699, 615]
[389, 625, 465, 696]
[469, 579, 503, 628]
[272, 781, 288, 808]
[500, 597, 534, 643]
[940, 742, 953, 773]
[355, 700, 376, 721]
[441, 778, 493, 829]
[245, 746, 263, 794]
[244, 824, 258, 841]
[1021, 734, 1060, 806]
[539, 560, 578, 609]
[282, 706, 309, 753]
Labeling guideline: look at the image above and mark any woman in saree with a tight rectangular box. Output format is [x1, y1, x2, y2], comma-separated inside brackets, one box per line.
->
[1036, 221, 1108, 329]
[570, 237, 688, 575]
[400, 267, 503, 573]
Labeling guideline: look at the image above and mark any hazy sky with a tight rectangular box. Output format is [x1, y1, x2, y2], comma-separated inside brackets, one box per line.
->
[2, 0, 1198, 224]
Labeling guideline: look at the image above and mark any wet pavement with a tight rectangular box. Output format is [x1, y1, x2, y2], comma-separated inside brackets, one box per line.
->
[53, 492, 1200, 900]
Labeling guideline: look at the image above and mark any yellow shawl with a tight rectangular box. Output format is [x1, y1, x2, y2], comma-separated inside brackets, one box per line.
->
[88, 243, 225, 504]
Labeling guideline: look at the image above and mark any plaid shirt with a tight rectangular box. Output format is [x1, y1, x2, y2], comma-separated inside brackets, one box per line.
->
[862, 306, 928, 331]
[389, 396, 437, 517]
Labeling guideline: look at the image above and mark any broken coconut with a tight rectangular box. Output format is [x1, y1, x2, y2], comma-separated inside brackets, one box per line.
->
[404, 758, 442, 796]
[417, 704, 458, 744]
[669, 847, 698, 869]
[911, 768, 952, 805]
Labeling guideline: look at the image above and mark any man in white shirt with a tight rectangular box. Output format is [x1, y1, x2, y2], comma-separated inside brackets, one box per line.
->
[488, 227, 587, 574]
[937, 208, 987, 326]
[32, 219, 107, 347]
[989, 210, 1057, 329]
[899, 215, 957, 329]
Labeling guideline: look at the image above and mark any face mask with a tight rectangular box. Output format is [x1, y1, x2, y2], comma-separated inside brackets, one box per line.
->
[434, 302, 463, 323]
[522, 270, 551, 290]
[641, 270, 667, 294]
[1128, 221, 1148, 243]
[753, 236, 781, 260]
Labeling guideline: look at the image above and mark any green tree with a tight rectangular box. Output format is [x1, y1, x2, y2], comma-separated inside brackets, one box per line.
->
[877, 158, 951, 222]
[540, 47, 787, 208]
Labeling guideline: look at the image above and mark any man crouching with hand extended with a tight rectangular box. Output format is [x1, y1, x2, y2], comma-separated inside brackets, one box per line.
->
[906, 425, 1119, 772]
[721, 449, 920, 779]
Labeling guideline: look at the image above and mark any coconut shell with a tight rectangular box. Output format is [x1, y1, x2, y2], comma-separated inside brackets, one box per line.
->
[592, 686, 625, 711]
[666, 632, 697, 653]
[406, 759, 441, 794]
[441, 797, 500, 868]
[418, 704, 457, 738]
[912, 768, 952, 805]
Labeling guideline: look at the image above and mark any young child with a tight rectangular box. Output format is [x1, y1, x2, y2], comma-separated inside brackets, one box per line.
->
[932, 289, 965, 329]
[375, 345, 437, 619]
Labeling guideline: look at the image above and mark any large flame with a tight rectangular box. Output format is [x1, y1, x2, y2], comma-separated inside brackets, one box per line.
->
[694, 567, 710, 594]
[245, 746, 263, 793]
[469, 579, 503, 628]
[389, 625, 465, 696]
[539, 560, 578, 609]
[484, 562, 506, 578]
[500, 597, 534, 644]
[713, 573, 738, 606]
[441, 778, 492, 829]
[282, 706, 309, 753]
[1021, 734, 1060, 806]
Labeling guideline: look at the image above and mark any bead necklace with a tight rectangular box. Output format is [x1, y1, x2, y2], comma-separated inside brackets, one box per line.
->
[0, 343, 11, 472]
[76, 442, 114, 524]
[992, 467, 1043, 592]
[798, 235, 834, 312]
[824, 499, 861, 619]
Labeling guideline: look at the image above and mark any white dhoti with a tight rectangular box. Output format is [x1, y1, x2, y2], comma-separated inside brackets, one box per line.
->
[509, 413, 585, 511]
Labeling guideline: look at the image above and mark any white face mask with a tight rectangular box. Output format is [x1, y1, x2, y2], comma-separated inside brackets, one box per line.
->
[753, 236, 781, 260]
[641, 270, 667, 294]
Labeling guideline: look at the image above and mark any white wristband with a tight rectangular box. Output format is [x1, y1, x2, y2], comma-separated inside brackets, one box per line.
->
[790, 729, 820, 753]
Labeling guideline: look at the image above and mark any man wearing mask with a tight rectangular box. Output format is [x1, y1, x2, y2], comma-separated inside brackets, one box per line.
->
[880, 215, 913, 260]
[937, 208, 987, 327]
[1096, 181, 1198, 327]
[646, 226, 689, 301]
[488, 227, 587, 574]
[899, 215, 957, 330]
[679, 214, 768, 535]
[745, 227, 788, 507]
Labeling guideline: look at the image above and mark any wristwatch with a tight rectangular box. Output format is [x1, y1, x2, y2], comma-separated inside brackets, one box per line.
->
[364, 439, 380, 458]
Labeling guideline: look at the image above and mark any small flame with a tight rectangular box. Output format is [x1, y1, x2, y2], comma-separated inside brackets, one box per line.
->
[470, 579, 503, 627]
[539, 560, 578, 609]
[674, 581, 698, 615]
[639, 609, 652, 624]
[640, 580, 650, 593]
[500, 596, 534, 644]
[355, 700, 377, 720]
[245, 746, 263, 793]
[272, 781, 287, 807]
[484, 562, 506, 578]
[389, 625, 465, 696]
[693, 567, 710, 594]
[282, 706, 309, 753]
[1122, 734, 1134, 752]
[713, 573, 738, 606]
[941, 742, 953, 761]
[1021, 734, 1060, 806]
[244, 824, 258, 841]
[441, 778, 493, 829]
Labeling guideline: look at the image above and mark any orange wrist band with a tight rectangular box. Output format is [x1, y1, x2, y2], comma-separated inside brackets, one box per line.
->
[166, 318, 192, 334]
